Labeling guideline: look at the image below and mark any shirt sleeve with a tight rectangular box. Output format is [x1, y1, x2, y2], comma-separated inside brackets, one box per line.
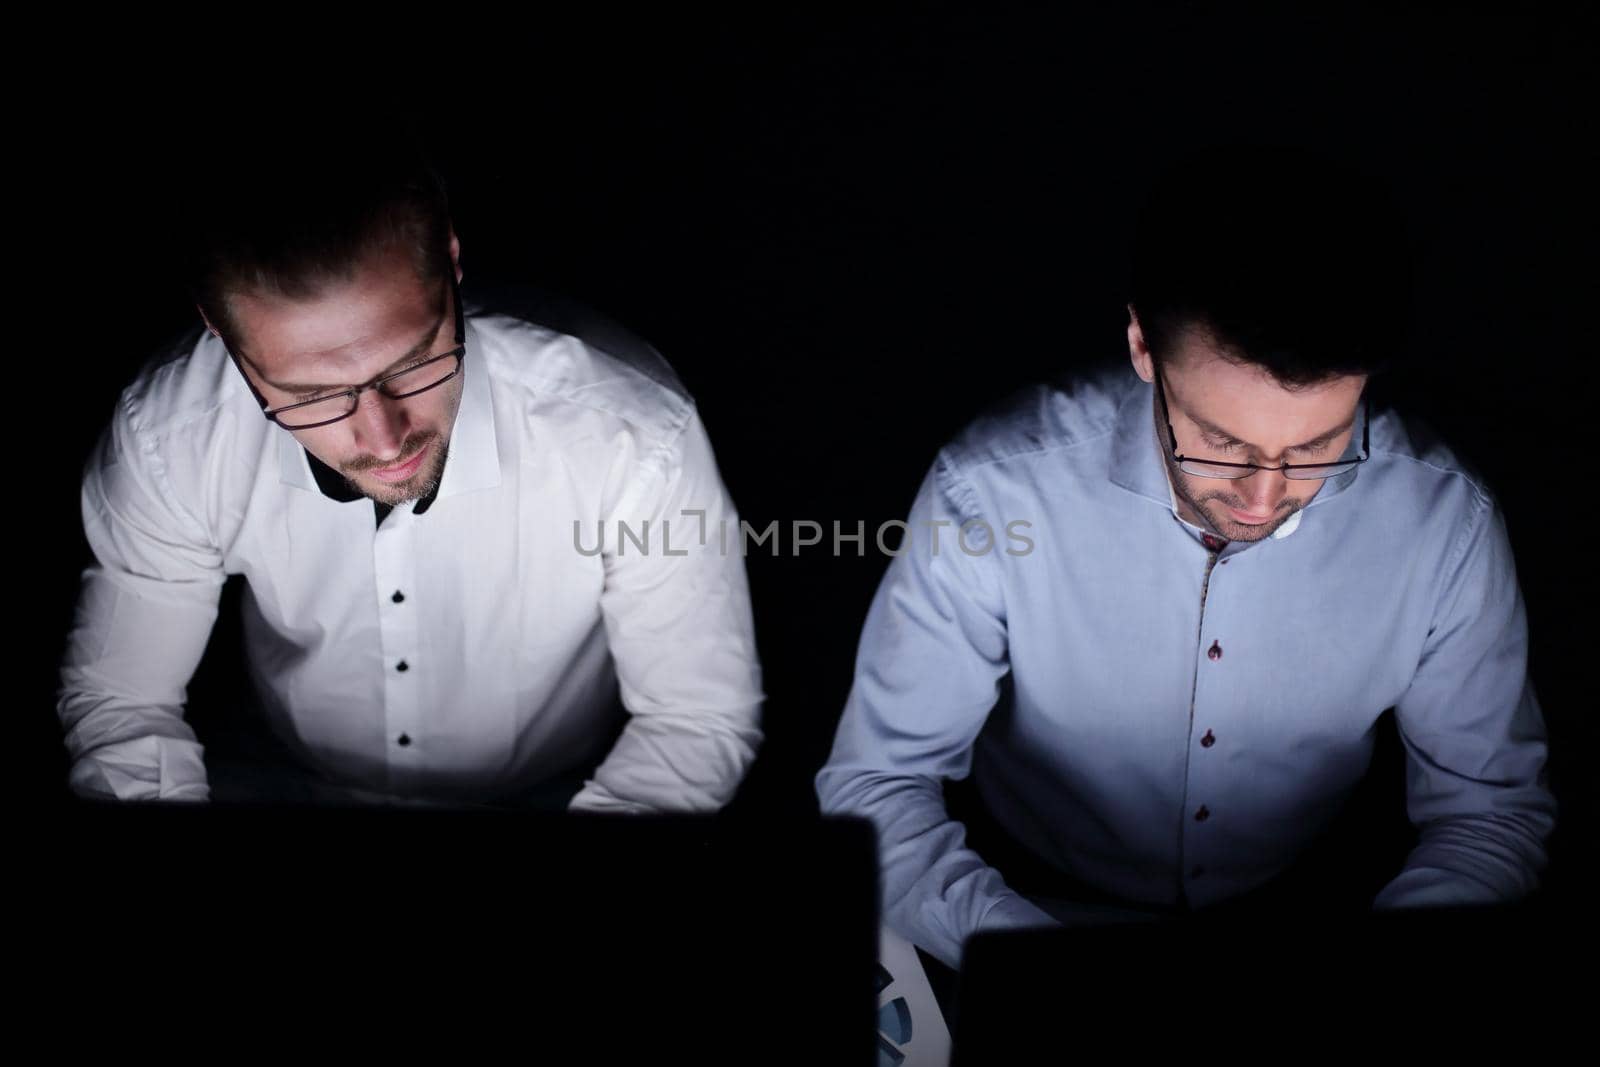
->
[1372, 487, 1557, 909]
[815, 452, 1058, 970]
[57, 392, 224, 801]
[567, 407, 764, 814]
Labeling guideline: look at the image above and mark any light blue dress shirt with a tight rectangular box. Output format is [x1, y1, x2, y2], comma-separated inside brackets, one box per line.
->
[816, 361, 1556, 968]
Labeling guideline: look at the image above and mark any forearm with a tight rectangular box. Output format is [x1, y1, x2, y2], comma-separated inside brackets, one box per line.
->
[817, 769, 1057, 970]
[56, 568, 221, 803]
[568, 707, 761, 814]
[1373, 809, 1553, 909]
[58, 687, 210, 802]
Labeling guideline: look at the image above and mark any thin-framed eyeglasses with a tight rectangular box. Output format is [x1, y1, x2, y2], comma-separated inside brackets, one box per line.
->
[224, 264, 467, 430]
[1153, 366, 1370, 480]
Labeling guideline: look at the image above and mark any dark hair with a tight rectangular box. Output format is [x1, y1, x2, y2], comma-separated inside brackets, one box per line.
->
[1128, 142, 1414, 388]
[178, 113, 453, 355]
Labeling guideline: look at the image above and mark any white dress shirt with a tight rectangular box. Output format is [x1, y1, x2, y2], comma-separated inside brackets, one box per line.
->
[59, 302, 764, 812]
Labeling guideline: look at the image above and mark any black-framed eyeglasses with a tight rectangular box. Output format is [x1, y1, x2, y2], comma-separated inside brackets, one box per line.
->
[1153, 365, 1370, 481]
[225, 265, 467, 430]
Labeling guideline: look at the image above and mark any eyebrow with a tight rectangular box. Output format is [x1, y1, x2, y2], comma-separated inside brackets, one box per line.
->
[262, 304, 448, 395]
[1189, 408, 1358, 453]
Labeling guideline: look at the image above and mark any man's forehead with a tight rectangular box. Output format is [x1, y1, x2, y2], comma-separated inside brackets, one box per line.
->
[1163, 336, 1365, 444]
[230, 262, 445, 377]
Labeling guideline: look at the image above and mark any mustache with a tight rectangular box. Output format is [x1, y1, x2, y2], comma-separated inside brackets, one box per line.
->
[1202, 494, 1299, 518]
[342, 430, 438, 474]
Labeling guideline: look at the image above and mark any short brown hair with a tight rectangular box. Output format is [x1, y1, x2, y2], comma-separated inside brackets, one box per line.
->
[1129, 141, 1414, 388]
[179, 112, 452, 355]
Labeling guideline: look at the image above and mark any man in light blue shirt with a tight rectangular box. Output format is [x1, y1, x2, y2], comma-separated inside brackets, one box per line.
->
[816, 145, 1557, 969]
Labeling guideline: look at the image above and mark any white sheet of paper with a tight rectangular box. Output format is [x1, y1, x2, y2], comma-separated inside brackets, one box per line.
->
[876, 925, 952, 1066]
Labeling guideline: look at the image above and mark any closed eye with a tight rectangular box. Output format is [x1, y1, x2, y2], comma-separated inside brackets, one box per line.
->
[384, 354, 436, 378]
[286, 355, 438, 402]
[1206, 436, 1338, 460]
[1288, 439, 1340, 458]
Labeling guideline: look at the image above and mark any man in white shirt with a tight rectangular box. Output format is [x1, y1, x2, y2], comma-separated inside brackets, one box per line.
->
[56, 122, 764, 813]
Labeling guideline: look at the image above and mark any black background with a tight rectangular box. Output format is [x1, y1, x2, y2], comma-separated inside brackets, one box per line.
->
[30, 6, 1593, 909]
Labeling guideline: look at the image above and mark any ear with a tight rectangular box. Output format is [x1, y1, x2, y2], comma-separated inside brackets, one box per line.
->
[197, 305, 223, 340]
[1127, 304, 1155, 383]
[448, 226, 463, 285]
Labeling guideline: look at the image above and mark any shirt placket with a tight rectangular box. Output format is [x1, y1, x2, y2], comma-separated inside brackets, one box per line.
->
[373, 507, 423, 795]
[1178, 530, 1230, 907]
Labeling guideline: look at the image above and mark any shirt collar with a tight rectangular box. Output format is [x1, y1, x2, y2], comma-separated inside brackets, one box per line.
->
[277, 314, 501, 507]
[1107, 367, 1363, 537]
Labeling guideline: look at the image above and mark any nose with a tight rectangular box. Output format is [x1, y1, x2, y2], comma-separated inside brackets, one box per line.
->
[349, 387, 410, 461]
[1235, 467, 1291, 517]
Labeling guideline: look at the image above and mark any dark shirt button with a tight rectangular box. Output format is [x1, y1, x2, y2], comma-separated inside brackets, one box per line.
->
[1195, 805, 1210, 822]
[398, 733, 411, 747]
[392, 591, 405, 604]
[396, 660, 409, 672]
[1207, 640, 1222, 661]
[1191, 865, 1205, 878]
[1201, 729, 1216, 748]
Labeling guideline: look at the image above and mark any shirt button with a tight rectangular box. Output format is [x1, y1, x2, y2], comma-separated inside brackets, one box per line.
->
[1201, 729, 1216, 748]
[392, 590, 405, 604]
[1195, 805, 1210, 822]
[398, 733, 412, 747]
[1191, 865, 1205, 878]
[396, 660, 410, 672]
[1207, 640, 1222, 661]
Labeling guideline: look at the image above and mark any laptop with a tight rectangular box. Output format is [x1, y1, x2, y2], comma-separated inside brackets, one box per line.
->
[952, 899, 1567, 1059]
[29, 804, 880, 1061]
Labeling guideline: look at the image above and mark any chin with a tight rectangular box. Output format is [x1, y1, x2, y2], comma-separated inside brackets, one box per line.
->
[358, 459, 443, 506]
[1211, 508, 1290, 541]
[1222, 522, 1276, 542]
[360, 482, 416, 506]
[348, 433, 445, 501]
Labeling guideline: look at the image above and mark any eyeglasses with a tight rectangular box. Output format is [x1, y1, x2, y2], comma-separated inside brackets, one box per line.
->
[1153, 366, 1370, 481]
[226, 265, 467, 430]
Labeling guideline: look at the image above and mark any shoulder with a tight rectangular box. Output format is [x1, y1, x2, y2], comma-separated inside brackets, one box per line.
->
[468, 305, 696, 462]
[1368, 403, 1492, 490]
[114, 325, 253, 437]
[86, 325, 268, 542]
[100, 325, 267, 486]
[938, 360, 1135, 479]
[1364, 399, 1502, 533]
